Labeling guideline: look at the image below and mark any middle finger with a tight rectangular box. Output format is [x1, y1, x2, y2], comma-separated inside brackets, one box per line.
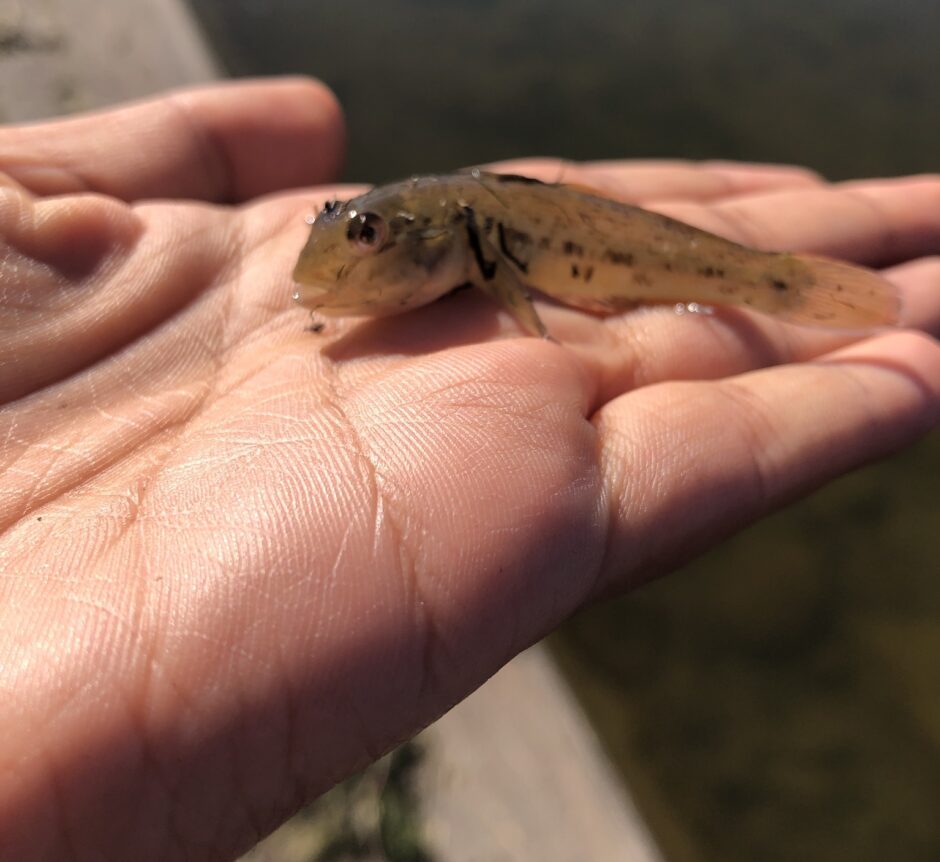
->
[654, 175, 940, 266]
[552, 252, 940, 410]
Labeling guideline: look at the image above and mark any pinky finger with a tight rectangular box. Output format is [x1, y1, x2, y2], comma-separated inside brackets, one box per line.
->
[593, 331, 940, 596]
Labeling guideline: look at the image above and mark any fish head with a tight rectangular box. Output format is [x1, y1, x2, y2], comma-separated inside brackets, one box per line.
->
[292, 184, 467, 317]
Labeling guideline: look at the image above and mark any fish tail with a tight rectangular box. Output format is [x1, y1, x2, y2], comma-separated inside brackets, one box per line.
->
[775, 254, 902, 328]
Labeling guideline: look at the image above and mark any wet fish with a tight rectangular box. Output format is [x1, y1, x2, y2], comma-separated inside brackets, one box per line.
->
[292, 170, 900, 337]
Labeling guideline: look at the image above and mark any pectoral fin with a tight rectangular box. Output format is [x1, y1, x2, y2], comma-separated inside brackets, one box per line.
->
[461, 205, 550, 339]
[476, 255, 549, 338]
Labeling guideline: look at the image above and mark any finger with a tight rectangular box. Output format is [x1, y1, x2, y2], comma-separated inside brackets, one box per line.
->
[593, 331, 940, 595]
[888, 257, 940, 337]
[0, 178, 326, 405]
[543, 255, 940, 407]
[486, 157, 825, 204]
[654, 175, 940, 266]
[0, 189, 223, 404]
[0, 77, 345, 202]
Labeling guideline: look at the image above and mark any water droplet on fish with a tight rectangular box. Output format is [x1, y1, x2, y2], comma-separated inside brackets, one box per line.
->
[674, 302, 715, 316]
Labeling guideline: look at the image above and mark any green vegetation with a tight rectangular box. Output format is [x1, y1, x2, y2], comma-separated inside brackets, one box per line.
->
[241, 744, 432, 862]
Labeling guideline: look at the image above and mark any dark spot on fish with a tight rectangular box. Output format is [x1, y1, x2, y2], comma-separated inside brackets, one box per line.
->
[699, 266, 716, 277]
[501, 225, 532, 247]
[538, 236, 551, 250]
[571, 263, 580, 278]
[584, 265, 594, 283]
[495, 173, 547, 185]
[632, 271, 651, 287]
[563, 240, 585, 257]
[771, 279, 789, 291]
[836, 284, 844, 292]
[305, 321, 325, 333]
[498, 222, 529, 274]
[664, 262, 673, 272]
[483, 216, 495, 234]
[461, 205, 496, 281]
[604, 249, 634, 266]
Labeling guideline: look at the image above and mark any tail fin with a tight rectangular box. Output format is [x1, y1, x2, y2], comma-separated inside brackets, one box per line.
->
[780, 254, 901, 328]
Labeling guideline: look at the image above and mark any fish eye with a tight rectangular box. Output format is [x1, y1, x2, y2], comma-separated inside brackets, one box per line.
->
[347, 211, 387, 253]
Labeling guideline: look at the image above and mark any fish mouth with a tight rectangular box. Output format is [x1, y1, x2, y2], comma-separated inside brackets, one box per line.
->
[292, 282, 333, 308]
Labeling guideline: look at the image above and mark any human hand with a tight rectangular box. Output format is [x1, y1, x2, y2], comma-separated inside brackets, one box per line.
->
[1, 78, 938, 861]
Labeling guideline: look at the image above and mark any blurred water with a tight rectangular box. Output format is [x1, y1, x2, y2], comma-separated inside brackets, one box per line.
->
[190, 0, 939, 182]
[189, 2, 940, 859]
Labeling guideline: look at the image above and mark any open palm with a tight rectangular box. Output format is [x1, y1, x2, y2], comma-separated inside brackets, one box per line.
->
[1, 79, 938, 861]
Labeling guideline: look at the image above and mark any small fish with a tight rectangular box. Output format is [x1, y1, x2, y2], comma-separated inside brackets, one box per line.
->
[292, 170, 900, 337]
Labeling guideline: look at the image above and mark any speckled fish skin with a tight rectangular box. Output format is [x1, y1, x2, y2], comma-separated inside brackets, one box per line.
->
[292, 171, 900, 336]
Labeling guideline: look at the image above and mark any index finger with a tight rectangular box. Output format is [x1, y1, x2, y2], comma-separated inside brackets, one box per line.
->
[654, 175, 940, 267]
[487, 157, 825, 204]
[0, 77, 345, 203]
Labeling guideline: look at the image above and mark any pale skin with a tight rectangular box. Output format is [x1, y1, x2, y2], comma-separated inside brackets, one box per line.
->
[1, 77, 939, 861]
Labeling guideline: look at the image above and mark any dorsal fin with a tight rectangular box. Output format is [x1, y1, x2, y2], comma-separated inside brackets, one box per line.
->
[492, 171, 619, 203]
[491, 172, 548, 185]
[557, 181, 621, 201]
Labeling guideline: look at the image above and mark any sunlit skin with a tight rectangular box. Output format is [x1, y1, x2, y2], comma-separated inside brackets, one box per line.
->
[1, 78, 939, 861]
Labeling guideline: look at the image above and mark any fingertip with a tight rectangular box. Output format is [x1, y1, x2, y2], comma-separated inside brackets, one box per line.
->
[883, 257, 940, 337]
[172, 76, 346, 201]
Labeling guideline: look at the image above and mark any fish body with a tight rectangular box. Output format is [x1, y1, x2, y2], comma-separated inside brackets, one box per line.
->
[292, 171, 899, 336]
